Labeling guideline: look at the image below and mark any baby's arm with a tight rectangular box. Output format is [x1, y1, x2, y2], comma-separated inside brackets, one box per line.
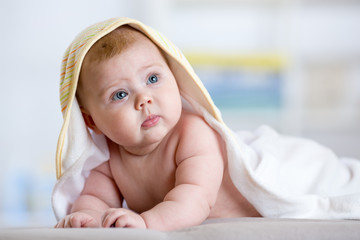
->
[55, 161, 123, 228]
[141, 115, 224, 230]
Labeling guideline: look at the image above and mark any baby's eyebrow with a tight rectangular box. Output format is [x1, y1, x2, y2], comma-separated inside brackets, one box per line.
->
[98, 81, 123, 99]
[137, 62, 163, 74]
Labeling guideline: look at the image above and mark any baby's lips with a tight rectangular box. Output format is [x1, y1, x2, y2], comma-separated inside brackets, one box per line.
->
[141, 115, 160, 128]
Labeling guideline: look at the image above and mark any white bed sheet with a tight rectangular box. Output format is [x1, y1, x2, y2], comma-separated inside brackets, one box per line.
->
[1, 218, 359, 240]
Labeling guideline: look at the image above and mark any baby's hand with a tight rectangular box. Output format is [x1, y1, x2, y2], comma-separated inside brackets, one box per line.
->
[55, 212, 100, 228]
[102, 208, 146, 229]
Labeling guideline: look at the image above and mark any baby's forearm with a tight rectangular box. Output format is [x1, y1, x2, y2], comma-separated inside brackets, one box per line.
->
[141, 184, 213, 230]
[71, 194, 111, 224]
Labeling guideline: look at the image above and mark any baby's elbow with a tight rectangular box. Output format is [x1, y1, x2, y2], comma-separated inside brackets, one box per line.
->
[187, 186, 217, 217]
[195, 186, 218, 215]
[207, 192, 218, 212]
[203, 180, 222, 211]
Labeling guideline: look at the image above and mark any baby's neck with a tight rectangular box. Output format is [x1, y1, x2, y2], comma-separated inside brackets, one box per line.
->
[119, 142, 161, 157]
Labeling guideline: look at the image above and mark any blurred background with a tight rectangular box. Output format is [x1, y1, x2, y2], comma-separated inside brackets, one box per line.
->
[0, 0, 359, 228]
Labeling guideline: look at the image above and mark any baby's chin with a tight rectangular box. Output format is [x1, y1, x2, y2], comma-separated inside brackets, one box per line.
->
[142, 127, 171, 144]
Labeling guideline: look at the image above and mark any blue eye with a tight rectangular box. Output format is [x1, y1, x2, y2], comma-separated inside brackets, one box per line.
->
[147, 74, 158, 84]
[112, 91, 128, 101]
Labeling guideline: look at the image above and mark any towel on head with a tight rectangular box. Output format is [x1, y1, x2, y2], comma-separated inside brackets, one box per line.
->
[52, 17, 360, 221]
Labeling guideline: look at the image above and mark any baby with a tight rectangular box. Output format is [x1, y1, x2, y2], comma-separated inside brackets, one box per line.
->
[55, 26, 260, 230]
[53, 18, 360, 230]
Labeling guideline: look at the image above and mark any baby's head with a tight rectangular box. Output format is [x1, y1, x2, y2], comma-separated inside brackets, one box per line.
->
[76, 25, 182, 151]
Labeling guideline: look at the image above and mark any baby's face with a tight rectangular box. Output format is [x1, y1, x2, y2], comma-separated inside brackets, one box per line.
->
[79, 33, 182, 152]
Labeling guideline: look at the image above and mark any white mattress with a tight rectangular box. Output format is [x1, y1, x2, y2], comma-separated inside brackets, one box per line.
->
[1, 218, 359, 240]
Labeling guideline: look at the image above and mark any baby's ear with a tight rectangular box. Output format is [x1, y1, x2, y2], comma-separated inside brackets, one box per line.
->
[80, 107, 102, 134]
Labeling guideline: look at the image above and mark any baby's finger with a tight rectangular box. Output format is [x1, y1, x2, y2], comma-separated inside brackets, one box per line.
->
[64, 216, 73, 228]
[114, 214, 131, 228]
[102, 209, 125, 228]
[69, 215, 82, 228]
[116, 214, 146, 228]
[102, 211, 118, 228]
[82, 218, 99, 228]
[54, 219, 65, 228]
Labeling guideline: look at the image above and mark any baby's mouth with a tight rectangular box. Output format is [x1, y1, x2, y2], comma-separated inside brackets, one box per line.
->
[141, 115, 160, 128]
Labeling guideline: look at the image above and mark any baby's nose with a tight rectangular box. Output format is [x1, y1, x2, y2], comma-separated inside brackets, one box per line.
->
[135, 94, 153, 110]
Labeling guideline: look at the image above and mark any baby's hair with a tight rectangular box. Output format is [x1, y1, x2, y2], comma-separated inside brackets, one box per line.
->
[83, 25, 139, 64]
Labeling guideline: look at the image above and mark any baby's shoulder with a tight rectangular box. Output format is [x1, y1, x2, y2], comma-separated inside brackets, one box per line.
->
[178, 110, 212, 134]
[175, 110, 222, 157]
